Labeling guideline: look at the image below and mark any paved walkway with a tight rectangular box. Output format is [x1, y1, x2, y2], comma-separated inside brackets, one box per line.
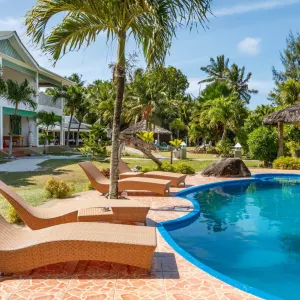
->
[1, 169, 299, 299]
[0, 155, 82, 172]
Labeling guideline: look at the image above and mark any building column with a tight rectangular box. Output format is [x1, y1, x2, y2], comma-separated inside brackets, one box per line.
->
[0, 107, 3, 150]
[35, 125, 39, 147]
[35, 72, 39, 104]
[60, 118, 65, 145]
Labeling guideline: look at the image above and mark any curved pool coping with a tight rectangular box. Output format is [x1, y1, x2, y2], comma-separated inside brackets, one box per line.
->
[156, 174, 299, 300]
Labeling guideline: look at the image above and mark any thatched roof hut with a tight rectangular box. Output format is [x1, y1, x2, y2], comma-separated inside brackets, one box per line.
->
[263, 103, 300, 125]
[263, 103, 300, 157]
[122, 120, 172, 135]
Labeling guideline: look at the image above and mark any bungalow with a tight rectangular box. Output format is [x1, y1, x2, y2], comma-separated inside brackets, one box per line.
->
[0, 31, 73, 150]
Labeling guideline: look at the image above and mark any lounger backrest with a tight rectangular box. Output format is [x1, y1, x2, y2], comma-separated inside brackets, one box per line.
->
[118, 159, 131, 174]
[78, 161, 107, 184]
[0, 180, 39, 226]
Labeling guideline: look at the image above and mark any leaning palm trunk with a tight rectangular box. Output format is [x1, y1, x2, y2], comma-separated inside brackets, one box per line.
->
[76, 121, 82, 147]
[109, 34, 126, 199]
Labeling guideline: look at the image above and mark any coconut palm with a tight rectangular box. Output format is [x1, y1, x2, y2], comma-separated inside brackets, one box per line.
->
[26, 0, 212, 198]
[170, 118, 186, 138]
[36, 111, 57, 154]
[199, 55, 230, 84]
[226, 64, 258, 104]
[0, 79, 36, 157]
[200, 95, 247, 139]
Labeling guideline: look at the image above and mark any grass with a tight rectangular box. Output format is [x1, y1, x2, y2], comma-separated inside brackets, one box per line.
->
[0, 157, 261, 218]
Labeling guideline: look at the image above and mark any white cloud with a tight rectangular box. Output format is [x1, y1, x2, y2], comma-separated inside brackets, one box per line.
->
[0, 17, 22, 30]
[238, 37, 261, 56]
[215, 0, 300, 16]
[187, 78, 208, 97]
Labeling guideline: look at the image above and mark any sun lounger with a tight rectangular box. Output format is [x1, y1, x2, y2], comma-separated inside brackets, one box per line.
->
[79, 161, 171, 196]
[118, 159, 187, 187]
[0, 215, 156, 273]
[0, 181, 150, 229]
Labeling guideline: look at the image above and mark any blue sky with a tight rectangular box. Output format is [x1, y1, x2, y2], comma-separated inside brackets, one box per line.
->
[0, 0, 300, 108]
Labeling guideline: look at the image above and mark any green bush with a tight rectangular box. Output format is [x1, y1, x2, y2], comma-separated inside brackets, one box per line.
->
[216, 138, 232, 156]
[248, 127, 278, 166]
[86, 182, 95, 190]
[141, 166, 155, 173]
[44, 177, 75, 199]
[176, 163, 196, 174]
[7, 205, 23, 224]
[159, 162, 177, 173]
[273, 156, 300, 170]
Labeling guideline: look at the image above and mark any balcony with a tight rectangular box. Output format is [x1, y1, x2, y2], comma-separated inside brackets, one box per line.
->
[38, 92, 63, 110]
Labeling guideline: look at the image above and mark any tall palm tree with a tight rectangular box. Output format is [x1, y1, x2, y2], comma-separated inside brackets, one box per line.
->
[51, 84, 85, 147]
[26, 0, 212, 198]
[36, 111, 57, 154]
[0, 79, 36, 157]
[199, 55, 230, 84]
[226, 64, 258, 104]
[200, 95, 247, 139]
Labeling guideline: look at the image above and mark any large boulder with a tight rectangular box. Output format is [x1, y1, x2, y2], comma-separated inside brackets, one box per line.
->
[202, 158, 251, 177]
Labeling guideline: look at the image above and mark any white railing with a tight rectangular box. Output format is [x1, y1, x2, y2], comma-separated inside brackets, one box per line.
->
[38, 92, 63, 109]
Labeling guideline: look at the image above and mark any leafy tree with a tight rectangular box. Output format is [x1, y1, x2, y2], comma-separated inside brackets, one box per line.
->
[36, 111, 57, 154]
[248, 127, 278, 166]
[269, 78, 300, 107]
[170, 118, 186, 138]
[75, 98, 90, 147]
[26, 0, 212, 198]
[272, 31, 300, 83]
[0, 79, 36, 157]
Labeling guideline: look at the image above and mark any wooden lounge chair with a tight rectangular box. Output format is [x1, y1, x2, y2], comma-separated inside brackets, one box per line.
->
[119, 159, 144, 179]
[0, 181, 150, 230]
[0, 215, 157, 273]
[118, 159, 187, 187]
[79, 161, 171, 196]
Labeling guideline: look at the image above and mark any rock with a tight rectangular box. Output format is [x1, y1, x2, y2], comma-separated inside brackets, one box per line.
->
[202, 158, 251, 177]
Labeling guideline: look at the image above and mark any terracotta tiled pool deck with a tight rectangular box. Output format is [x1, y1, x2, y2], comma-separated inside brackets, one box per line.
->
[1, 168, 299, 300]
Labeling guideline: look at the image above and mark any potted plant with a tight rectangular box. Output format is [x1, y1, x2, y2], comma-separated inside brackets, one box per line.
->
[287, 141, 300, 158]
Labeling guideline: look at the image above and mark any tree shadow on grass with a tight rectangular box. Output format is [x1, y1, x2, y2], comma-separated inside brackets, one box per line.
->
[0, 159, 86, 188]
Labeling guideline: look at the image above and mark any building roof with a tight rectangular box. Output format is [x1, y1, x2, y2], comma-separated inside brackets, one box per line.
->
[263, 103, 300, 125]
[122, 120, 172, 135]
[63, 116, 91, 131]
[0, 31, 73, 87]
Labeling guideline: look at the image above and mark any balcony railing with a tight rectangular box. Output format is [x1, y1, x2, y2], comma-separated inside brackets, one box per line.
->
[38, 92, 63, 110]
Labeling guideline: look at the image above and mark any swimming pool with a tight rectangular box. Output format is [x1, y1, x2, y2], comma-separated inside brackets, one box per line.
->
[160, 175, 300, 299]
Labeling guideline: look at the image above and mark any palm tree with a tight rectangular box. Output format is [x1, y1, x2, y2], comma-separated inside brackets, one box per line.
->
[0, 79, 36, 157]
[226, 64, 258, 104]
[200, 95, 247, 139]
[75, 96, 90, 147]
[51, 84, 85, 147]
[26, 0, 212, 198]
[170, 118, 186, 138]
[36, 111, 57, 154]
[199, 55, 230, 84]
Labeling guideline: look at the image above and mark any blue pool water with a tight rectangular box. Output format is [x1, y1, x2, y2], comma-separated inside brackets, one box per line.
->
[167, 176, 300, 299]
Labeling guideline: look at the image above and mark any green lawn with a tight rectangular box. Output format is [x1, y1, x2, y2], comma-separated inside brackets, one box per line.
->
[0, 157, 261, 218]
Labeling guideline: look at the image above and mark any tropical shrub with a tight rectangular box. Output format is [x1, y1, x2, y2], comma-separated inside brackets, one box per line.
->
[176, 163, 195, 174]
[248, 127, 278, 166]
[101, 168, 110, 178]
[136, 131, 154, 143]
[7, 205, 22, 224]
[169, 139, 182, 150]
[273, 157, 300, 170]
[286, 141, 300, 156]
[44, 177, 75, 199]
[141, 166, 154, 173]
[216, 138, 232, 156]
[159, 162, 177, 173]
[86, 182, 95, 190]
